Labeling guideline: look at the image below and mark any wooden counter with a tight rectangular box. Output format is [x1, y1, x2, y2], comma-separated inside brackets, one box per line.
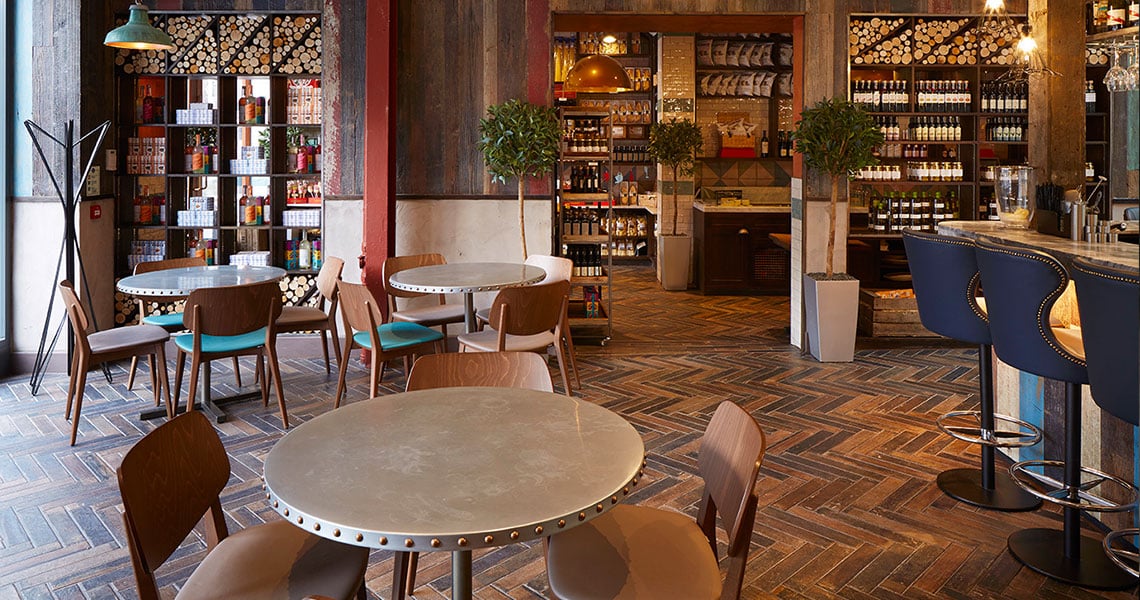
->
[937, 220, 1139, 533]
[693, 202, 791, 295]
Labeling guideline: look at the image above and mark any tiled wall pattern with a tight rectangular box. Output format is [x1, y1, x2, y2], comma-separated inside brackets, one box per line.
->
[657, 34, 697, 256]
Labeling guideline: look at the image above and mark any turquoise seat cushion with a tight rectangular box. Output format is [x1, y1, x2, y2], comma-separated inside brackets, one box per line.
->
[353, 322, 443, 351]
[174, 328, 268, 354]
[142, 312, 185, 328]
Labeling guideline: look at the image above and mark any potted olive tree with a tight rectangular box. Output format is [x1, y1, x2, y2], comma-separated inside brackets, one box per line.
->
[478, 99, 562, 260]
[648, 118, 703, 291]
[791, 98, 883, 362]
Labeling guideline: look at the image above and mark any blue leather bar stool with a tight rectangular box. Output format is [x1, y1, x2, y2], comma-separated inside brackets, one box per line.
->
[975, 239, 1137, 590]
[1071, 256, 1140, 579]
[902, 231, 1041, 511]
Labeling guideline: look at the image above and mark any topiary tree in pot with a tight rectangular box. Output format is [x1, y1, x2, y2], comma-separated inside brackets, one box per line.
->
[478, 99, 562, 260]
[790, 97, 883, 361]
[647, 118, 704, 290]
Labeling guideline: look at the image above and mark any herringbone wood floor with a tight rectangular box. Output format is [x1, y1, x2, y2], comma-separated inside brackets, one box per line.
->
[0, 265, 1136, 599]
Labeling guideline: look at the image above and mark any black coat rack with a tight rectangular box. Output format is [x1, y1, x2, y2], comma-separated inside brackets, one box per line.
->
[25, 119, 111, 395]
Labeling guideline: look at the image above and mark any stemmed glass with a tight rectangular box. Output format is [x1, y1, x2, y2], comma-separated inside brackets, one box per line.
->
[1104, 43, 1130, 92]
[1125, 46, 1139, 92]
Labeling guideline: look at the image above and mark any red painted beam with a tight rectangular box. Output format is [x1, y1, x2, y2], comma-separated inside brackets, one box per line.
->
[362, 0, 397, 308]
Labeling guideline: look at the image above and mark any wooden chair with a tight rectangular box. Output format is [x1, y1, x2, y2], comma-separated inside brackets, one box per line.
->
[275, 256, 345, 374]
[382, 253, 466, 341]
[125, 257, 244, 396]
[406, 351, 554, 392]
[117, 410, 368, 600]
[456, 279, 574, 395]
[334, 280, 445, 408]
[545, 401, 767, 600]
[475, 254, 580, 388]
[172, 280, 288, 428]
[58, 280, 172, 446]
[400, 350, 553, 597]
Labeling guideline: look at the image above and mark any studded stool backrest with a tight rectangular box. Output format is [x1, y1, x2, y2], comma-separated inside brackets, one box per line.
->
[974, 239, 1087, 385]
[903, 231, 989, 345]
[1071, 257, 1139, 426]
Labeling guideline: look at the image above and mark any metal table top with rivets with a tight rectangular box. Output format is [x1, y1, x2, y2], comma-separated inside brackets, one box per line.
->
[263, 386, 645, 551]
[387, 262, 546, 333]
[116, 265, 287, 297]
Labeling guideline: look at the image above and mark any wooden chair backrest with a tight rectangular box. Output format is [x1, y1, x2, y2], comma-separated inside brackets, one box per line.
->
[406, 351, 554, 392]
[336, 280, 383, 338]
[183, 280, 282, 337]
[58, 281, 95, 358]
[133, 256, 206, 275]
[488, 279, 570, 338]
[698, 401, 767, 548]
[525, 254, 573, 283]
[117, 411, 231, 599]
[315, 255, 345, 305]
[382, 253, 447, 302]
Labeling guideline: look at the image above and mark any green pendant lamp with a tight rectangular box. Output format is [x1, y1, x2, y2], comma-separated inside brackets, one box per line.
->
[104, 1, 174, 51]
[564, 54, 633, 93]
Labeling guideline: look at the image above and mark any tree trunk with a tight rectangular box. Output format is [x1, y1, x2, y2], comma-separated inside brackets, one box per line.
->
[826, 174, 839, 277]
[518, 179, 528, 260]
[670, 164, 680, 236]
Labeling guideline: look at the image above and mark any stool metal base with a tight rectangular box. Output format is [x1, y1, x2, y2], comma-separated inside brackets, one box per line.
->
[1008, 528, 1139, 590]
[937, 468, 1041, 511]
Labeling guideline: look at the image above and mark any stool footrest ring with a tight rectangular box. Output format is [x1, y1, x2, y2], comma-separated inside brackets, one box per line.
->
[936, 410, 1042, 448]
[1103, 528, 1140, 578]
[1009, 460, 1139, 512]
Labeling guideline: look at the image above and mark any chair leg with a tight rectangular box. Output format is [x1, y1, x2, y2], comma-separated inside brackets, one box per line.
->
[552, 342, 572, 397]
[69, 357, 89, 446]
[406, 551, 419, 596]
[258, 350, 270, 407]
[329, 325, 342, 373]
[334, 342, 352, 409]
[319, 329, 331, 374]
[64, 353, 78, 421]
[148, 353, 161, 409]
[126, 356, 138, 391]
[267, 344, 288, 429]
[563, 329, 581, 390]
[232, 356, 242, 388]
[147, 355, 160, 406]
[173, 351, 187, 412]
[155, 344, 174, 420]
[187, 357, 201, 414]
[391, 551, 410, 600]
[370, 354, 383, 398]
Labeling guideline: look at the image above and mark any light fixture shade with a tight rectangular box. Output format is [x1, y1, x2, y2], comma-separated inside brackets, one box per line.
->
[104, 3, 174, 51]
[564, 54, 633, 93]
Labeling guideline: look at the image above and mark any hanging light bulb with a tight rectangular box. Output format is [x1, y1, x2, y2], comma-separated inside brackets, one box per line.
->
[1016, 28, 1038, 57]
[104, 1, 174, 51]
[984, 0, 1005, 12]
[601, 34, 618, 44]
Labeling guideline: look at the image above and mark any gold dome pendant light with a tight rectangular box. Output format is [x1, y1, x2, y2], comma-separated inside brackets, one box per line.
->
[564, 54, 633, 93]
[104, 1, 175, 51]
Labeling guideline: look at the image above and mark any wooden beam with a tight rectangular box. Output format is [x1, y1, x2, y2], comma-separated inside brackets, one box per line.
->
[551, 13, 796, 34]
[363, 0, 397, 304]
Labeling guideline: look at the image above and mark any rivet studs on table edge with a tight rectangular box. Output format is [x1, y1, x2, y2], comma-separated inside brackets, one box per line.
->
[484, 535, 494, 544]
[431, 539, 441, 548]
[458, 537, 468, 547]
[380, 537, 388, 546]
[405, 538, 414, 548]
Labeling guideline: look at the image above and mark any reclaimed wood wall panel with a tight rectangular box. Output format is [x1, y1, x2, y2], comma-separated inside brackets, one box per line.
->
[322, 0, 366, 197]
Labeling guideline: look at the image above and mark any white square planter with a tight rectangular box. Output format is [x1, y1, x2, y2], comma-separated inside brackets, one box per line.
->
[803, 273, 859, 362]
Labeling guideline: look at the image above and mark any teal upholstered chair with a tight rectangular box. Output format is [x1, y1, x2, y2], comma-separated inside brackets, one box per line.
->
[333, 280, 444, 408]
[127, 257, 245, 397]
[172, 280, 288, 427]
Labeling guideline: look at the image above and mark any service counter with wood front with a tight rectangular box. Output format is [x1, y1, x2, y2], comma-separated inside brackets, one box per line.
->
[692, 201, 791, 295]
[937, 220, 1140, 533]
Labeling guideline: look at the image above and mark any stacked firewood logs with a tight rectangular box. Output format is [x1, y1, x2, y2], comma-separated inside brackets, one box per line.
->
[850, 18, 912, 65]
[913, 18, 978, 64]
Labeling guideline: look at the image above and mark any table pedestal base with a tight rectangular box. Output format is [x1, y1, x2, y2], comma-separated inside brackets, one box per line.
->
[453, 549, 472, 600]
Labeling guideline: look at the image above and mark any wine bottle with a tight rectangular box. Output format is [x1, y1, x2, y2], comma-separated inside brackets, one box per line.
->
[760, 130, 769, 158]
[299, 231, 312, 270]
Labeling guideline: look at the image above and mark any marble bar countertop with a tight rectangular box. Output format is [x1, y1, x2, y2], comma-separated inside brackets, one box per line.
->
[938, 220, 1138, 271]
[693, 201, 792, 214]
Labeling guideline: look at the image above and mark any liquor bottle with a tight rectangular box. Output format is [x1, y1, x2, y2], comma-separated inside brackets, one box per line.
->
[191, 134, 204, 174]
[142, 85, 155, 124]
[1085, 81, 1097, 112]
[1107, 0, 1127, 30]
[135, 84, 145, 123]
[133, 186, 143, 224]
[311, 237, 322, 270]
[297, 134, 309, 173]
[299, 231, 312, 270]
[760, 130, 769, 157]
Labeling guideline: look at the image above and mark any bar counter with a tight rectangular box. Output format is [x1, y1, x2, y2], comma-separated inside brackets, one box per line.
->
[937, 220, 1139, 270]
[936, 221, 1139, 533]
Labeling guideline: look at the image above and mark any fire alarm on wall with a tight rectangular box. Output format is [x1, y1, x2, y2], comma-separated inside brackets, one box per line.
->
[90, 204, 102, 220]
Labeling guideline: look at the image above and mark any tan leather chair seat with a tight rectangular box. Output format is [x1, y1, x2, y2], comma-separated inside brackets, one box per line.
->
[392, 303, 467, 327]
[277, 305, 331, 328]
[457, 329, 556, 352]
[87, 324, 169, 354]
[180, 520, 369, 600]
[546, 505, 722, 600]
